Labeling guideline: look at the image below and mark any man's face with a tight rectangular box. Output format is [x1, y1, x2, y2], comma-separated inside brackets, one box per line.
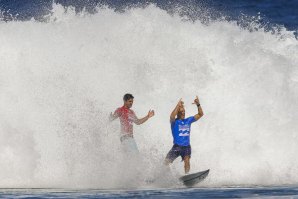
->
[177, 107, 185, 119]
[124, 98, 134, 108]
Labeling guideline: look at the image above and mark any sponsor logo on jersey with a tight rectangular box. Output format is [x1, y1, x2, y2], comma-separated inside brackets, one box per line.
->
[178, 125, 190, 132]
[179, 132, 190, 137]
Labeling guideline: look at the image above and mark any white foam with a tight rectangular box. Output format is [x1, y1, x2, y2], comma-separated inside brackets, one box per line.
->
[0, 3, 297, 188]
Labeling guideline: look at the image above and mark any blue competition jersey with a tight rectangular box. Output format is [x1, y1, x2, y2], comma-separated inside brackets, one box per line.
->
[171, 116, 196, 146]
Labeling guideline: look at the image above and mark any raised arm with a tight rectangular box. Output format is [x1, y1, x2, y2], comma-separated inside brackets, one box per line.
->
[134, 110, 155, 125]
[193, 96, 204, 121]
[109, 109, 119, 122]
[170, 98, 184, 123]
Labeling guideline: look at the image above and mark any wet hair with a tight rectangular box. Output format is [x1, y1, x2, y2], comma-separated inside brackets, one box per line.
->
[123, 93, 134, 101]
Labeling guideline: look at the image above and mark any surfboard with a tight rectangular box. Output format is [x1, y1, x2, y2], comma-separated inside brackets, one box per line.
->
[179, 169, 210, 187]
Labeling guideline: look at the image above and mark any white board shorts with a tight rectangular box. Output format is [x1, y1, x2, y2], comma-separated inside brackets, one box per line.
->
[121, 137, 139, 154]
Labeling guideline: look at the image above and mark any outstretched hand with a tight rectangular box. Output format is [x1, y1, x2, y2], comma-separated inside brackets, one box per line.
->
[109, 112, 113, 121]
[192, 96, 200, 105]
[148, 110, 155, 118]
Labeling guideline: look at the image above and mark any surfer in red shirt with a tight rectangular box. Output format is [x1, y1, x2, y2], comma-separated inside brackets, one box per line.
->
[110, 93, 155, 153]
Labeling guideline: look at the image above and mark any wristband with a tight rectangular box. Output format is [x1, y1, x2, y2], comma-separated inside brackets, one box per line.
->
[197, 104, 201, 107]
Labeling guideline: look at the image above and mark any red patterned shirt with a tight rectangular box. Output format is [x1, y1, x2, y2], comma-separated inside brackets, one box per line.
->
[114, 106, 137, 135]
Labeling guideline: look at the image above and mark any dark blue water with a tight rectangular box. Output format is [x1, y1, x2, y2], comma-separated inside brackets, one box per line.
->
[1, 187, 298, 198]
[0, 0, 298, 34]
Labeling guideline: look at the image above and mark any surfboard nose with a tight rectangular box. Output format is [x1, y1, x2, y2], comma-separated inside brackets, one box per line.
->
[180, 169, 210, 187]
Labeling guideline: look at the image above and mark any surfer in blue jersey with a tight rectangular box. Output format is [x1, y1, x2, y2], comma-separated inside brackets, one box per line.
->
[165, 96, 204, 174]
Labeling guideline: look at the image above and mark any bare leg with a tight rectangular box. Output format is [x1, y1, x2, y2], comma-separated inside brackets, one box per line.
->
[184, 156, 190, 174]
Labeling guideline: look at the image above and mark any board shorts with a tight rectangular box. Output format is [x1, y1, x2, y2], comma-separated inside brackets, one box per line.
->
[166, 144, 191, 162]
[120, 134, 139, 154]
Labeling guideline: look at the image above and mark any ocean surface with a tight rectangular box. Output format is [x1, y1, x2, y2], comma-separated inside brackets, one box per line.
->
[0, 0, 298, 198]
[1, 186, 298, 198]
[0, 187, 298, 199]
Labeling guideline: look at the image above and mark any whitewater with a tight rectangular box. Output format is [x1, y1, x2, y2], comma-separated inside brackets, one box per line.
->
[0, 3, 297, 189]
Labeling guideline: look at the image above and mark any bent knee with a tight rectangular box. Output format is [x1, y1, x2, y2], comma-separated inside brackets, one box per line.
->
[184, 156, 190, 165]
[184, 156, 190, 161]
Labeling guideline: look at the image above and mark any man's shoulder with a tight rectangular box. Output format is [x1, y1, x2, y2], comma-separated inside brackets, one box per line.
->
[116, 106, 126, 114]
[170, 118, 177, 124]
[172, 118, 181, 124]
[185, 116, 195, 123]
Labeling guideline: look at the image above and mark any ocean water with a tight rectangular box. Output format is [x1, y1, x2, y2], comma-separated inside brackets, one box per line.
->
[0, 0, 297, 198]
[1, 187, 298, 198]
